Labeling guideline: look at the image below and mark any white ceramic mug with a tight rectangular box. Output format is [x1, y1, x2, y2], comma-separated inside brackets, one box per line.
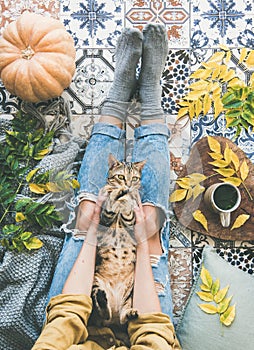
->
[204, 182, 241, 227]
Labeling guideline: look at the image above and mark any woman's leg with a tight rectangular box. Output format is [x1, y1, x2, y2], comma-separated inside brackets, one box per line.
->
[47, 28, 142, 302]
[132, 24, 173, 319]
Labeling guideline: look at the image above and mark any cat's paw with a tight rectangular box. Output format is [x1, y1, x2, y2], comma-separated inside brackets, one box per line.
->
[120, 308, 139, 324]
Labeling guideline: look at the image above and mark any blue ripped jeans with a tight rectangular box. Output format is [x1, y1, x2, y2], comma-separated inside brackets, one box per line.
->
[47, 122, 173, 320]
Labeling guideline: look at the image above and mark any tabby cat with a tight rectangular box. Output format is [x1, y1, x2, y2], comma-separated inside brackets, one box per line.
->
[89, 153, 146, 333]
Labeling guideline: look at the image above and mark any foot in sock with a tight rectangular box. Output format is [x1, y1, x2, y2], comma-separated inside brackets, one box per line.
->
[138, 23, 168, 121]
[101, 28, 143, 123]
[107, 28, 143, 102]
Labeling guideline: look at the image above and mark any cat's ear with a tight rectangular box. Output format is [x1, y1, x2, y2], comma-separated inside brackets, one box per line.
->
[134, 160, 146, 172]
[108, 153, 120, 168]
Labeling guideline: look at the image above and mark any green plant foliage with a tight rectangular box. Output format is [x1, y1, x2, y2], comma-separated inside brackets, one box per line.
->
[0, 110, 78, 252]
[178, 47, 254, 138]
[197, 265, 236, 327]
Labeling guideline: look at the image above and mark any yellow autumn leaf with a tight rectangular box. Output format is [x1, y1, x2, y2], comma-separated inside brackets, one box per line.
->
[209, 159, 229, 167]
[227, 77, 245, 88]
[192, 184, 205, 200]
[211, 278, 220, 296]
[186, 90, 205, 100]
[189, 101, 195, 119]
[203, 94, 212, 114]
[26, 168, 40, 182]
[224, 144, 232, 164]
[217, 296, 232, 314]
[200, 265, 213, 289]
[198, 303, 218, 314]
[209, 51, 226, 63]
[219, 44, 230, 51]
[246, 50, 254, 68]
[224, 50, 231, 64]
[15, 212, 26, 222]
[223, 69, 236, 82]
[211, 67, 221, 80]
[190, 68, 213, 79]
[214, 285, 229, 303]
[200, 284, 211, 292]
[214, 96, 224, 118]
[178, 100, 190, 107]
[189, 80, 210, 91]
[209, 152, 223, 160]
[185, 188, 193, 201]
[196, 291, 214, 302]
[193, 210, 208, 231]
[169, 189, 187, 202]
[29, 183, 48, 194]
[188, 173, 207, 185]
[214, 167, 235, 177]
[239, 48, 248, 63]
[239, 160, 249, 181]
[230, 151, 240, 171]
[46, 182, 62, 193]
[202, 61, 221, 69]
[195, 99, 203, 117]
[231, 214, 250, 230]
[221, 177, 242, 186]
[220, 304, 236, 326]
[207, 135, 221, 153]
[177, 106, 189, 119]
[71, 179, 80, 189]
[176, 177, 191, 189]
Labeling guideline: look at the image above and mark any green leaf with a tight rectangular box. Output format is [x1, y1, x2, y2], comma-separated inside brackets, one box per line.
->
[23, 237, 43, 250]
[214, 285, 229, 303]
[220, 304, 236, 326]
[20, 231, 32, 241]
[211, 278, 220, 296]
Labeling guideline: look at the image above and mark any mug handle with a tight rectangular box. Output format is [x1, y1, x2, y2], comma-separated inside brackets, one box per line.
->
[220, 212, 230, 227]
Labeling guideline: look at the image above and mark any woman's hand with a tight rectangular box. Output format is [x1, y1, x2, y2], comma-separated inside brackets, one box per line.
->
[134, 194, 147, 245]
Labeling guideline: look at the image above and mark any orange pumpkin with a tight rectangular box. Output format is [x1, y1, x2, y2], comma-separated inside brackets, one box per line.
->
[0, 11, 76, 102]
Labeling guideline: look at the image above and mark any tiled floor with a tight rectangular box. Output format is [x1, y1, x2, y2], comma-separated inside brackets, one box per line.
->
[0, 0, 254, 324]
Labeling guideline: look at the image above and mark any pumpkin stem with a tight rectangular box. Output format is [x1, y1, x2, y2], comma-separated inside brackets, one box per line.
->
[21, 46, 35, 60]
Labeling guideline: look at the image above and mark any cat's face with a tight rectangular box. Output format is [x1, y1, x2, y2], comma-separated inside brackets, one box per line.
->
[107, 154, 145, 202]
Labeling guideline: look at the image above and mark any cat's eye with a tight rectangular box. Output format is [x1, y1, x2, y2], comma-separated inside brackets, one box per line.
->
[118, 175, 125, 180]
[132, 176, 139, 182]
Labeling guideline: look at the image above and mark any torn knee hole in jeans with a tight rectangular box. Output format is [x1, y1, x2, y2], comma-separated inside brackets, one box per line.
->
[154, 281, 166, 295]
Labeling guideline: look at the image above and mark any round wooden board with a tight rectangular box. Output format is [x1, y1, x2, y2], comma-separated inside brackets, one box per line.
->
[172, 136, 254, 241]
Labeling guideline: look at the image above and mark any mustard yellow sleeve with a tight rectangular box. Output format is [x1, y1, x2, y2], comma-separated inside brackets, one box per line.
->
[31, 294, 92, 350]
[128, 312, 181, 350]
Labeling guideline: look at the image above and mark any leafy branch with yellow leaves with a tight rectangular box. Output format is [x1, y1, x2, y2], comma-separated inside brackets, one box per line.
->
[178, 47, 254, 138]
[170, 136, 251, 231]
[197, 265, 236, 327]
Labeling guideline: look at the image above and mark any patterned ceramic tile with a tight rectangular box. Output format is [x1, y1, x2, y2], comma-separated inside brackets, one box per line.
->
[65, 48, 115, 114]
[0, 0, 60, 33]
[70, 114, 99, 139]
[60, 0, 124, 48]
[190, 0, 254, 48]
[162, 49, 190, 115]
[0, 82, 20, 114]
[125, 0, 190, 48]
[168, 247, 192, 322]
[169, 214, 192, 247]
[191, 114, 226, 144]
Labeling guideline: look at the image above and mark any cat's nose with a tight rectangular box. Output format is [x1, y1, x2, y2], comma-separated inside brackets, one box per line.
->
[116, 189, 129, 200]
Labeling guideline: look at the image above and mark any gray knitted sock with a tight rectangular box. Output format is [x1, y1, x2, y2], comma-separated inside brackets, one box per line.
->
[138, 24, 168, 121]
[101, 28, 143, 122]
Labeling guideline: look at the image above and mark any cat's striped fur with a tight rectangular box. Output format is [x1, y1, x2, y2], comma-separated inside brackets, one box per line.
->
[89, 154, 146, 333]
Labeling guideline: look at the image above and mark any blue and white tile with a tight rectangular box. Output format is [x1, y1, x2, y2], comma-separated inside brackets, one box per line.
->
[60, 0, 124, 48]
[191, 0, 254, 48]
[162, 49, 190, 115]
[65, 48, 115, 114]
